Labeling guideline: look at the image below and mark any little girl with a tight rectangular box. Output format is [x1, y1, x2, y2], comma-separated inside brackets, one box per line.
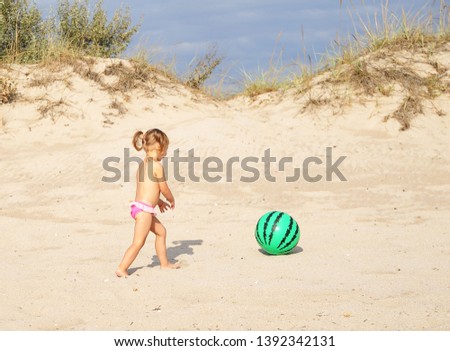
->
[116, 128, 180, 277]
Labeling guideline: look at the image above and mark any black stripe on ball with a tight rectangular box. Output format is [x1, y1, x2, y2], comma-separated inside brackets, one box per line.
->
[262, 211, 277, 244]
[277, 215, 294, 249]
[255, 227, 264, 247]
[279, 222, 299, 252]
[256, 214, 269, 244]
[268, 212, 284, 245]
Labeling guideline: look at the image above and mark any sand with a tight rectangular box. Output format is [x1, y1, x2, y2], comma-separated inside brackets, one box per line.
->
[0, 50, 449, 331]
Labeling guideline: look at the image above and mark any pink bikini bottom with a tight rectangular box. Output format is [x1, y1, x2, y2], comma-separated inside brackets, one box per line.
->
[130, 201, 157, 219]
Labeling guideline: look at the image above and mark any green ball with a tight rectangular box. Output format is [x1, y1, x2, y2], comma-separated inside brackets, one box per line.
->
[255, 211, 300, 255]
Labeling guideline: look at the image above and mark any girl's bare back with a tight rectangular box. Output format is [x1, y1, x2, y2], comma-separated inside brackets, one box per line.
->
[135, 158, 160, 206]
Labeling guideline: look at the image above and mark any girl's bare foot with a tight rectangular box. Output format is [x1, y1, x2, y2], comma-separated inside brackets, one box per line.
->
[160, 262, 181, 269]
[116, 269, 129, 277]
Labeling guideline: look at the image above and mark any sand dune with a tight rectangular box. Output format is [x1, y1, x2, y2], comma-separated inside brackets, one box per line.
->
[1, 45, 449, 330]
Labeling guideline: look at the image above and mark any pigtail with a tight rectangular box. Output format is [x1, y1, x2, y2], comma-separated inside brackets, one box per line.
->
[132, 130, 144, 151]
[132, 128, 169, 153]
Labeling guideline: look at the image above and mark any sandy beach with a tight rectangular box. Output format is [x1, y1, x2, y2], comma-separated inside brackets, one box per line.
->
[1, 46, 450, 331]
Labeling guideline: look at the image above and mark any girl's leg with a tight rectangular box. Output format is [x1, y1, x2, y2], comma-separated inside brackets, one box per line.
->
[116, 212, 153, 277]
[151, 217, 180, 269]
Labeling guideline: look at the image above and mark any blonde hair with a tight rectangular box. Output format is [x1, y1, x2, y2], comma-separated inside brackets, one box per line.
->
[132, 128, 169, 152]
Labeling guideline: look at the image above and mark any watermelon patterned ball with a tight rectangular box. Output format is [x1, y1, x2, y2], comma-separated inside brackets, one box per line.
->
[255, 211, 300, 255]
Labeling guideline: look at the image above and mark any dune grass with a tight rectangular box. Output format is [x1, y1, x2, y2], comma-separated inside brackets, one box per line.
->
[1, 0, 449, 130]
[326, 0, 449, 73]
[322, 1, 449, 129]
[240, 65, 289, 98]
[242, 1, 449, 95]
[237, 0, 449, 129]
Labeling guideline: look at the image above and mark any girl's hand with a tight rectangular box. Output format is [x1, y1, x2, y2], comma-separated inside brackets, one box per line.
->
[158, 200, 171, 213]
[169, 199, 175, 210]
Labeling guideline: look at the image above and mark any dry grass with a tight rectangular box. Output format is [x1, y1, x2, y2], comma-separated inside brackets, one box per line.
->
[0, 77, 17, 103]
[109, 99, 128, 115]
[102, 53, 180, 95]
[329, 59, 445, 96]
[185, 46, 223, 89]
[301, 96, 331, 113]
[27, 73, 72, 89]
[385, 95, 423, 131]
[42, 53, 164, 96]
[37, 98, 69, 121]
[71, 58, 103, 85]
[28, 75, 56, 88]
[104, 61, 155, 93]
[299, 50, 449, 129]
[37, 52, 161, 96]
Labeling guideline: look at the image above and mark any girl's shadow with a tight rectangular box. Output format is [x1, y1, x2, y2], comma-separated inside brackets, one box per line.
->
[128, 239, 203, 274]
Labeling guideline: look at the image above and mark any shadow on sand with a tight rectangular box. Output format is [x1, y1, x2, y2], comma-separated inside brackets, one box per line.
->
[258, 246, 303, 256]
[128, 239, 203, 274]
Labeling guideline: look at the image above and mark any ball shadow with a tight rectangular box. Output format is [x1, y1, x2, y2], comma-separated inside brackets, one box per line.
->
[258, 246, 303, 256]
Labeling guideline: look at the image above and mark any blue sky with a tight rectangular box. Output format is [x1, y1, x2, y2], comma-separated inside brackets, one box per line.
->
[37, 0, 438, 89]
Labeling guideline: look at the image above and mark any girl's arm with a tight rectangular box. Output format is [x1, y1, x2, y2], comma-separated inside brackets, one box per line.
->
[154, 162, 175, 208]
[157, 198, 171, 213]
